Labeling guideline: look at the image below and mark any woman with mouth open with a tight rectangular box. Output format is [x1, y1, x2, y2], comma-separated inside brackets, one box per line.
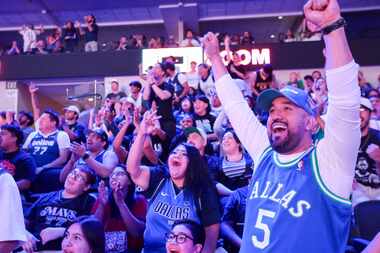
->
[127, 110, 221, 253]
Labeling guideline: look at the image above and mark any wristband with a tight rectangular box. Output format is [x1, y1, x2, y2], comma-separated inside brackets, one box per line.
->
[322, 18, 346, 36]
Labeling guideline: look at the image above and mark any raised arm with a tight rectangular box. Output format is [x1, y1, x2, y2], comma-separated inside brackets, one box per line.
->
[28, 84, 41, 121]
[202, 33, 269, 165]
[304, 0, 360, 199]
[127, 111, 158, 190]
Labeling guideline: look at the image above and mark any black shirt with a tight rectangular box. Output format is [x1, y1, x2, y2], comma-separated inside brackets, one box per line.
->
[0, 149, 36, 183]
[193, 113, 216, 134]
[26, 190, 95, 249]
[68, 122, 86, 144]
[227, 61, 246, 80]
[85, 23, 98, 42]
[355, 128, 380, 188]
[148, 82, 175, 122]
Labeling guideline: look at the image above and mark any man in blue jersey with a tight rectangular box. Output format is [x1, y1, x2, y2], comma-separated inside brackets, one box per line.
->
[23, 109, 70, 192]
[203, 0, 360, 252]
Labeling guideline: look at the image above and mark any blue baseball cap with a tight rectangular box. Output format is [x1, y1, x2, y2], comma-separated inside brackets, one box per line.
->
[256, 86, 315, 115]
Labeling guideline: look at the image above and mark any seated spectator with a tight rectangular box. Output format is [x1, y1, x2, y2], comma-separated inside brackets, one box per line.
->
[174, 97, 194, 128]
[186, 61, 200, 92]
[62, 216, 105, 253]
[170, 114, 195, 149]
[106, 80, 127, 101]
[62, 105, 86, 144]
[0, 124, 36, 194]
[359, 70, 373, 97]
[287, 72, 304, 89]
[166, 35, 179, 48]
[224, 36, 246, 80]
[77, 15, 99, 52]
[17, 111, 34, 140]
[352, 98, 380, 206]
[303, 75, 314, 93]
[33, 40, 48, 54]
[148, 37, 158, 49]
[116, 36, 128, 50]
[165, 219, 205, 253]
[221, 185, 248, 253]
[19, 24, 43, 54]
[62, 20, 79, 53]
[180, 29, 200, 47]
[60, 128, 118, 188]
[183, 127, 220, 192]
[143, 63, 176, 160]
[0, 112, 6, 127]
[240, 31, 255, 45]
[156, 36, 165, 48]
[311, 78, 328, 114]
[23, 109, 71, 193]
[312, 70, 322, 81]
[0, 166, 27, 252]
[23, 165, 96, 252]
[127, 81, 143, 108]
[127, 111, 220, 253]
[211, 130, 253, 194]
[46, 27, 62, 53]
[95, 166, 147, 253]
[132, 34, 147, 49]
[283, 29, 296, 42]
[164, 61, 190, 106]
[198, 63, 216, 100]
[193, 95, 217, 141]
[6, 41, 21, 55]
[248, 64, 277, 98]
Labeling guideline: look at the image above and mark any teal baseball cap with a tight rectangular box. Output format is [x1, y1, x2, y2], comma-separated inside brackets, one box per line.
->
[256, 86, 316, 115]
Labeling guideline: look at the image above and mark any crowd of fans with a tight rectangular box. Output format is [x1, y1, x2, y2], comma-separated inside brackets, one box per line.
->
[2, 3, 380, 250]
[0, 11, 321, 57]
[1, 37, 380, 251]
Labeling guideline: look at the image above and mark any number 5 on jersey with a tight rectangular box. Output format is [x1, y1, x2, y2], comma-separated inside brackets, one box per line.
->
[251, 208, 276, 249]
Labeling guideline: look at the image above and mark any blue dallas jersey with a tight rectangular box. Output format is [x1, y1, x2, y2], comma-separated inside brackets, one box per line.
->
[240, 147, 352, 253]
[28, 132, 60, 167]
[143, 179, 200, 253]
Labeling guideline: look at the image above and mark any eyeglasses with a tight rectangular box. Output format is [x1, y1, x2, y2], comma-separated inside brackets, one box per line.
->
[170, 149, 188, 158]
[68, 169, 87, 183]
[111, 171, 127, 178]
[165, 232, 194, 244]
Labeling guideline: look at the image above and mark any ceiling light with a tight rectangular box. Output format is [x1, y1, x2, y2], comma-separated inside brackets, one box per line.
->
[278, 16, 283, 20]
[270, 34, 276, 39]
[41, 9, 47, 14]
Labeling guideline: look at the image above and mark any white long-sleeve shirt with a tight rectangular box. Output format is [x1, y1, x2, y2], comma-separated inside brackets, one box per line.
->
[215, 61, 360, 200]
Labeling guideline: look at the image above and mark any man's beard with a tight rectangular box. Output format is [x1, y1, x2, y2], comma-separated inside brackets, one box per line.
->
[269, 128, 303, 154]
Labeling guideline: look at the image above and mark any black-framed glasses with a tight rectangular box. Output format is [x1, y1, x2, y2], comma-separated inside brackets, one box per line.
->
[165, 232, 194, 244]
[68, 169, 86, 183]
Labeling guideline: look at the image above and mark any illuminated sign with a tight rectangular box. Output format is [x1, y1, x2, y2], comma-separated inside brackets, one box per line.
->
[142, 47, 203, 73]
[142, 47, 271, 74]
[219, 48, 271, 65]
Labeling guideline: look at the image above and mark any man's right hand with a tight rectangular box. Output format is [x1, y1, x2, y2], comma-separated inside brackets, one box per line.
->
[202, 32, 221, 62]
[304, 0, 342, 32]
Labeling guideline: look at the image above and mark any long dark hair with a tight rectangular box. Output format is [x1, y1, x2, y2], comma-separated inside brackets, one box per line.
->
[109, 165, 136, 217]
[70, 216, 105, 253]
[181, 143, 213, 198]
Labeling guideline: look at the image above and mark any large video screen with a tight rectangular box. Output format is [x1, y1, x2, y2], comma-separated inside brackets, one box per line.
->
[142, 47, 204, 73]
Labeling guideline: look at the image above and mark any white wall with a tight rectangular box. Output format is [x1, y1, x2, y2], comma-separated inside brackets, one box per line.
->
[0, 81, 18, 112]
